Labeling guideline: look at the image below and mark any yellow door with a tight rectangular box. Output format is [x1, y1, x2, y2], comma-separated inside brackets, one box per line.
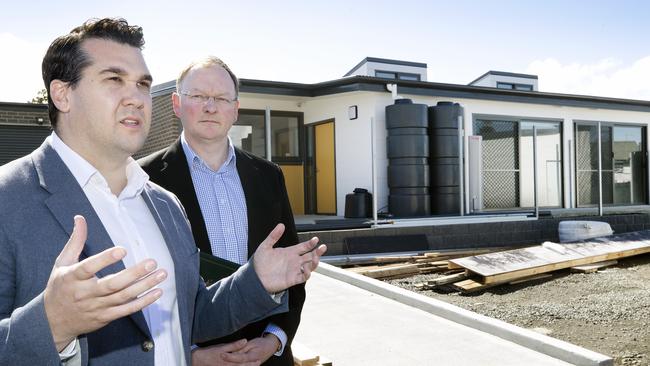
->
[279, 165, 304, 214]
[315, 122, 336, 214]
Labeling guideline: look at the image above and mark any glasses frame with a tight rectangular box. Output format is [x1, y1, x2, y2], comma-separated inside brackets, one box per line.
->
[178, 91, 238, 107]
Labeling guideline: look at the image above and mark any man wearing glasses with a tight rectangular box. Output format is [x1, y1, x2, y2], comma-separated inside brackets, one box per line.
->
[0, 19, 325, 366]
[140, 57, 303, 366]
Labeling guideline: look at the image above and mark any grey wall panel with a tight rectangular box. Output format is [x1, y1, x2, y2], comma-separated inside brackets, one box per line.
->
[0, 125, 51, 166]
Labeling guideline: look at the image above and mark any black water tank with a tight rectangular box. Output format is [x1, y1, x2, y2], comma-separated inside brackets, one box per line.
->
[428, 101, 463, 215]
[344, 188, 372, 218]
[385, 99, 430, 217]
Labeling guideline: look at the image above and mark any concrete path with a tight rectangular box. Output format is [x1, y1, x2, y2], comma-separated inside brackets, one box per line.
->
[294, 265, 612, 366]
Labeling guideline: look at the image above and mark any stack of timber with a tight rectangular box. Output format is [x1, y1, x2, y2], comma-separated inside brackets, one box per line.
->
[292, 342, 333, 366]
[441, 230, 650, 293]
[345, 248, 507, 280]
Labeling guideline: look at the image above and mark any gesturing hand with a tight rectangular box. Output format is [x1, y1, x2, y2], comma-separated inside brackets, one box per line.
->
[43, 215, 167, 351]
[252, 224, 327, 294]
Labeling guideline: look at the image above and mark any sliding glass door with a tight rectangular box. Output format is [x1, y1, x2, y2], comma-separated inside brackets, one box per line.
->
[575, 123, 646, 206]
[474, 118, 562, 210]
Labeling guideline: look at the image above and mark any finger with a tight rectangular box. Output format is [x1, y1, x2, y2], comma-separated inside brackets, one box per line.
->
[56, 215, 88, 267]
[73, 246, 127, 281]
[236, 342, 256, 353]
[212, 339, 247, 353]
[97, 259, 159, 296]
[221, 350, 258, 363]
[292, 237, 319, 256]
[101, 288, 163, 323]
[257, 224, 285, 251]
[99, 268, 167, 305]
[308, 244, 327, 269]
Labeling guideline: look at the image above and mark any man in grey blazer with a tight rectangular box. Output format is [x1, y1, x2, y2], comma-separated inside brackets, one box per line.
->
[0, 18, 325, 366]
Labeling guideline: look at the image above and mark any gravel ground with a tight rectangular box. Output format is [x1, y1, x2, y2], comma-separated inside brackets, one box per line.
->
[385, 252, 650, 366]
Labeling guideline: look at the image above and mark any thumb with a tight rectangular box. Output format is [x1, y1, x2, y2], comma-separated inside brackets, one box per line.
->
[258, 223, 285, 251]
[55, 215, 87, 267]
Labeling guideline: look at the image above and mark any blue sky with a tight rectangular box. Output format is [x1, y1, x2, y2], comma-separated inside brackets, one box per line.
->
[1, 0, 649, 102]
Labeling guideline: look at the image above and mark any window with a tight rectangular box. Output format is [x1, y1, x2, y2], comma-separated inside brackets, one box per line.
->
[398, 73, 421, 81]
[474, 118, 562, 210]
[515, 84, 533, 91]
[271, 114, 301, 160]
[231, 110, 265, 157]
[575, 123, 646, 206]
[374, 70, 421, 81]
[375, 71, 397, 79]
[496, 82, 533, 91]
[230, 109, 304, 163]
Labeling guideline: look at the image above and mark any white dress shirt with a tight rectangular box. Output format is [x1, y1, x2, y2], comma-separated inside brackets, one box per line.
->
[51, 133, 186, 366]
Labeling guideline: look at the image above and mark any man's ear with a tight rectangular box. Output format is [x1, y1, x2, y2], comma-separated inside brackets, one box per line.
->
[233, 100, 240, 121]
[172, 92, 181, 118]
[49, 80, 70, 113]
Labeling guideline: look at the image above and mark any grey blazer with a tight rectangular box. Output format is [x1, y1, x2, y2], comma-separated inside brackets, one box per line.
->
[0, 140, 288, 365]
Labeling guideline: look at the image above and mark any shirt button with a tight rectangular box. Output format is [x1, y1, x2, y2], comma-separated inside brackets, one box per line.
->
[141, 340, 154, 352]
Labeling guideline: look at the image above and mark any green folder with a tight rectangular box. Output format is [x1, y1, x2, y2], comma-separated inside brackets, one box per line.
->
[199, 251, 240, 286]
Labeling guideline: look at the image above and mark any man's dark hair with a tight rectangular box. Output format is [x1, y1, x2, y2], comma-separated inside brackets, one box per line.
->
[42, 18, 145, 128]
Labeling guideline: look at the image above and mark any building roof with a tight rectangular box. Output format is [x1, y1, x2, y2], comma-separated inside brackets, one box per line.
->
[343, 57, 428, 77]
[0, 101, 48, 111]
[150, 74, 650, 112]
[468, 70, 539, 86]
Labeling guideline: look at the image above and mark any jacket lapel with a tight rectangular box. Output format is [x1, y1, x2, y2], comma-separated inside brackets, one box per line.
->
[159, 140, 212, 254]
[34, 142, 151, 338]
[140, 186, 191, 347]
[234, 148, 270, 257]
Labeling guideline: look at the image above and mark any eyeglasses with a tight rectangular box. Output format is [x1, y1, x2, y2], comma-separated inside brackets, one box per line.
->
[179, 92, 237, 107]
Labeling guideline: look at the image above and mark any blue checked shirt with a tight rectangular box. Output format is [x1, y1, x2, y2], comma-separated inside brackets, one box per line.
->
[181, 133, 287, 355]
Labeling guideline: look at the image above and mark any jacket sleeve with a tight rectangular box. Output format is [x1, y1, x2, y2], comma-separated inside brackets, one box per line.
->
[0, 226, 62, 366]
[191, 260, 289, 344]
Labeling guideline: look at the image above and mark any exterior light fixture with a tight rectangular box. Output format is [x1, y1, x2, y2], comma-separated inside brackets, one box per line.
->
[348, 105, 358, 120]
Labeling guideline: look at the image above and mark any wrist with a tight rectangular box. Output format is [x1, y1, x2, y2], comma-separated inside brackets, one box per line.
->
[44, 290, 75, 352]
[55, 336, 76, 353]
[263, 332, 281, 353]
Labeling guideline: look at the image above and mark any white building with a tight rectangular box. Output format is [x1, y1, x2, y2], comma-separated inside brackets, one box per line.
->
[146, 57, 650, 219]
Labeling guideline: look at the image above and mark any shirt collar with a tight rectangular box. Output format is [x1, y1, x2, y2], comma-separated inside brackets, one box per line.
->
[50, 132, 149, 199]
[180, 131, 237, 174]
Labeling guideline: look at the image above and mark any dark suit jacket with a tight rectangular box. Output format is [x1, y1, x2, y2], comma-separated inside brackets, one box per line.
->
[0, 140, 288, 366]
[139, 138, 304, 366]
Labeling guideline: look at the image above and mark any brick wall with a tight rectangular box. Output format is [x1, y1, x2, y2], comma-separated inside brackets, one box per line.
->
[299, 213, 650, 256]
[134, 92, 182, 159]
[0, 102, 50, 128]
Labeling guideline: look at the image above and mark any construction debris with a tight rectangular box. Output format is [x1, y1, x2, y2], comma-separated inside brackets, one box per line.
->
[570, 260, 618, 273]
[344, 248, 507, 280]
[450, 231, 650, 285]
[292, 342, 333, 366]
[345, 231, 650, 294]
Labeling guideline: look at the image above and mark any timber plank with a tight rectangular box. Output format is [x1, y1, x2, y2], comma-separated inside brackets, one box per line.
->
[429, 272, 469, 286]
[292, 342, 320, 366]
[571, 260, 618, 273]
[449, 231, 650, 284]
[362, 264, 421, 279]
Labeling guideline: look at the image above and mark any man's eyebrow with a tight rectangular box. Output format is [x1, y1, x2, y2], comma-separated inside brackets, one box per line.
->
[99, 67, 153, 83]
[99, 67, 127, 76]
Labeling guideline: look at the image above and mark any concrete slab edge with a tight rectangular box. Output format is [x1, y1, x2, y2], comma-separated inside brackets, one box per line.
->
[315, 262, 613, 366]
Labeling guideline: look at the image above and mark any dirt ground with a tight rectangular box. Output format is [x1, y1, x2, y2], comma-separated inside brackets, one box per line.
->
[386, 252, 650, 366]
